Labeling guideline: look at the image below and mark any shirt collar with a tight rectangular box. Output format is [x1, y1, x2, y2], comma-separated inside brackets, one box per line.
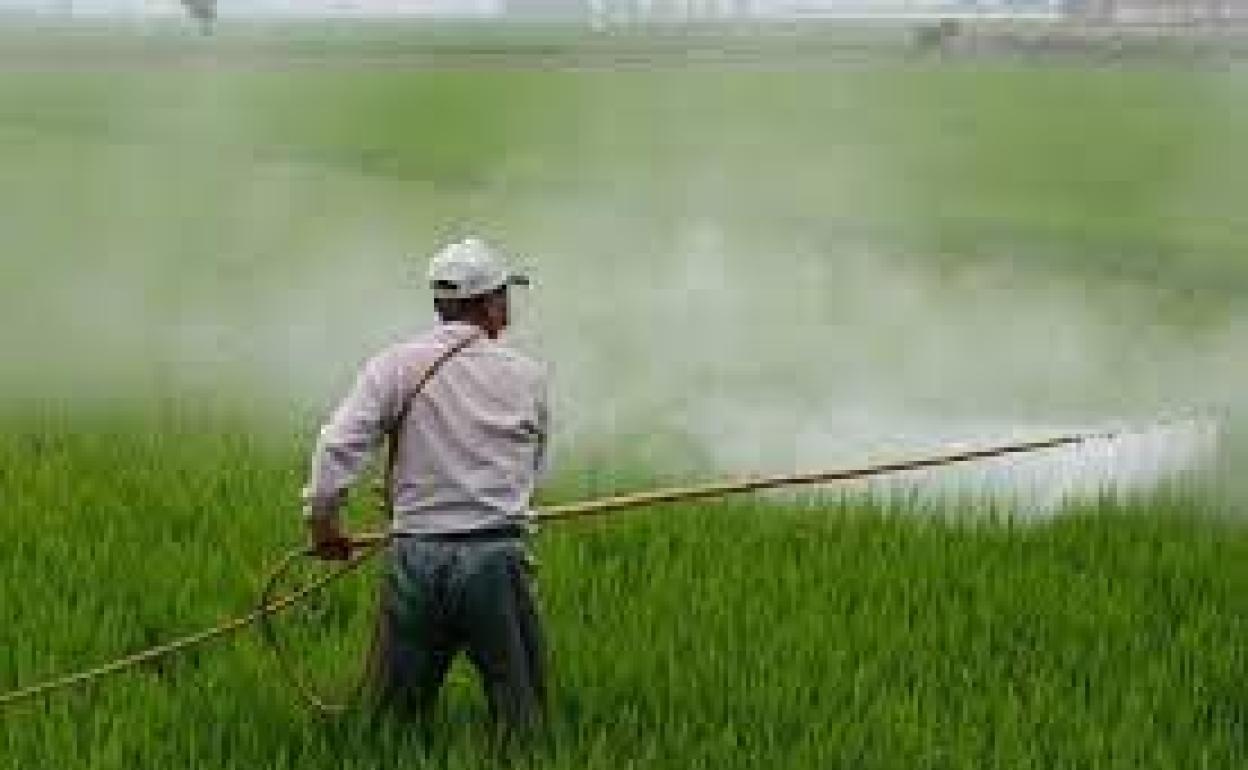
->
[435, 320, 492, 344]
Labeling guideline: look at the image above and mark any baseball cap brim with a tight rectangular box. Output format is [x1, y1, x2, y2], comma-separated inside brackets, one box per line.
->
[431, 273, 530, 300]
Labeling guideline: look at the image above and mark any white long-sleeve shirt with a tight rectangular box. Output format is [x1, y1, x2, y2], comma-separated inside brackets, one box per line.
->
[303, 321, 550, 535]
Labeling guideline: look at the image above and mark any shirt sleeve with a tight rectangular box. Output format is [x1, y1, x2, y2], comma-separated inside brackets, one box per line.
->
[302, 355, 400, 522]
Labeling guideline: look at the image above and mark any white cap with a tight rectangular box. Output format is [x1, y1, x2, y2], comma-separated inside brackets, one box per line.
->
[426, 237, 529, 300]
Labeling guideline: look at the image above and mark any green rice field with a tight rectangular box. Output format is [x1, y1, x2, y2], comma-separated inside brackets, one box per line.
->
[1, 25, 1246, 769]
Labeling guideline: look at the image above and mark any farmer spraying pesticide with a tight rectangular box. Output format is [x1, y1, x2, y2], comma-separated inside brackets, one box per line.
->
[302, 237, 549, 732]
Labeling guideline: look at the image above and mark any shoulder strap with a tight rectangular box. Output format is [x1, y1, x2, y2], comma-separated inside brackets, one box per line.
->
[380, 329, 484, 516]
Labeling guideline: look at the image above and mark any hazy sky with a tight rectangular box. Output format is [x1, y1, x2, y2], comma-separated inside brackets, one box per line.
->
[0, 0, 1068, 15]
[0, 0, 1050, 16]
[0, 0, 505, 14]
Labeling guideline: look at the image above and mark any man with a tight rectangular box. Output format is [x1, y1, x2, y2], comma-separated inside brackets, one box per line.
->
[302, 237, 550, 732]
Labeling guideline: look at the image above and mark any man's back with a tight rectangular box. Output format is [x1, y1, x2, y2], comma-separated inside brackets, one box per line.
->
[383, 322, 549, 533]
[304, 320, 549, 534]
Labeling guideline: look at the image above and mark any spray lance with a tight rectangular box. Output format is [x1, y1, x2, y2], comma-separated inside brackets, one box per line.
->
[0, 329, 1212, 715]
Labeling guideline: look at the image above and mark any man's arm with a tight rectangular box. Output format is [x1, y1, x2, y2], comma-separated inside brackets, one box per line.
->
[302, 356, 397, 559]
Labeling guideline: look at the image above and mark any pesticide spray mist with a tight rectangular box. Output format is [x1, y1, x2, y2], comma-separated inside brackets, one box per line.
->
[0, 36, 1243, 514]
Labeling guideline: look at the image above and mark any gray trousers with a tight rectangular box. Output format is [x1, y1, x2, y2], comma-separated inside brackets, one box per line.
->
[370, 535, 546, 732]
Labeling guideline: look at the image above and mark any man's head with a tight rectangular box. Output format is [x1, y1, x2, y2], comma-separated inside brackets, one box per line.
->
[427, 238, 529, 339]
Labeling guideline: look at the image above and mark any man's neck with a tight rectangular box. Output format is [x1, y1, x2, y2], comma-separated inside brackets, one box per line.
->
[440, 318, 499, 340]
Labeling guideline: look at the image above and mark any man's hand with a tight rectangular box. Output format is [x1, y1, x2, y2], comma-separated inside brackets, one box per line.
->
[308, 516, 354, 561]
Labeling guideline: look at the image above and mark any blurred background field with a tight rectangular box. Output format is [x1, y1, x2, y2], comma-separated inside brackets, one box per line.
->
[3, 32, 1248, 411]
[0, 18, 1246, 769]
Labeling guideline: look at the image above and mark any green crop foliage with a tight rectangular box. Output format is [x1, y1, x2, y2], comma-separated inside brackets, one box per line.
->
[0, 416, 1244, 769]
